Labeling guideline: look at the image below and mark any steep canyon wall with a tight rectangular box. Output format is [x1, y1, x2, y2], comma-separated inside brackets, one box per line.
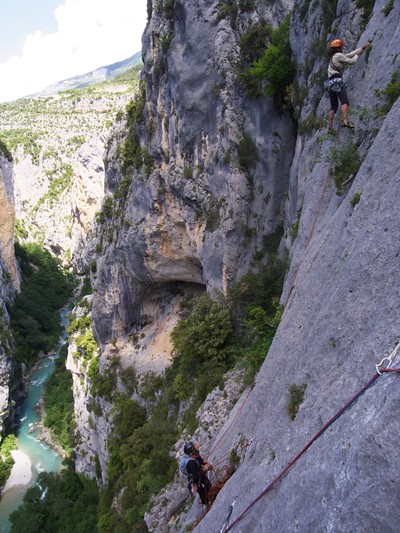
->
[0, 84, 134, 273]
[0, 157, 17, 433]
[2, 0, 395, 531]
[87, 0, 400, 531]
[193, 1, 400, 532]
[92, 0, 296, 344]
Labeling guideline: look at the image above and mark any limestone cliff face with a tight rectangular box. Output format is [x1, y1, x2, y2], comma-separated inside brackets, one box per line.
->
[191, 1, 400, 532]
[0, 157, 19, 290]
[0, 81, 134, 435]
[92, 0, 296, 347]
[74, 0, 297, 485]
[0, 157, 18, 433]
[65, 297, 111, 480]
[0, 84, 133, 272]
[66, 292, 185, 481]
[74, 0, 400, 530]
[88, 0, 400, 531]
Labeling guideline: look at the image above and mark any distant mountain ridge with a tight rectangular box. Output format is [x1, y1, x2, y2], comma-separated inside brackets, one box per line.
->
[36, 51, 142, 96]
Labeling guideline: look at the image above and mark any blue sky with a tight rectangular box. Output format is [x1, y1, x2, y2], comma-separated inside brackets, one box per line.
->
[0, 0, 147, 103]
[0, 0, 61, 62]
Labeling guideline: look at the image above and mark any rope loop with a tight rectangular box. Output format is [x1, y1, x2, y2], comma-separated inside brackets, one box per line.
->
[376, 340, 400, 374]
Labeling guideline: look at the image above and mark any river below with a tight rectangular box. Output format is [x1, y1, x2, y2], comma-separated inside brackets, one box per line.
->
[0, 311, 68, 532]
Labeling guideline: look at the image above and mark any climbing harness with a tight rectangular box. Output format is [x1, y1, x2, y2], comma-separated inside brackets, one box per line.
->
[323, 77, 344, 93]
[190, 439, 252, 530]
[222, 357, 400, 531]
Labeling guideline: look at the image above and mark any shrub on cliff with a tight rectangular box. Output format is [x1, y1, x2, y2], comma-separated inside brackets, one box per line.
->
[356, 0, 375, 27]
[239, 15, 295, 105]
[331, 143, 363, 195]
[98, 399, 177, 533]
[120, 82, 153, 179]
[0, 435, 17, 490]
[228, 260, 285, 383]
[171, 293, 234, 379]
[238, 21, 272, 66]
[374, 70, 400, 117]
[0, 138, 12, 161]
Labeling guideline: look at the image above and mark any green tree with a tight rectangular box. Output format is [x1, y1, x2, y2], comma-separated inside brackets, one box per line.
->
[249, 15, 294, 98]
[43, 343, 74, 452]
[10, 242, 76, 367]
[239, 14, 295, 104]
[112, 398, 146, 444]
[0, 435, 17, 489]
[171, 293, 234, 376]
[10, 468, 98, 533]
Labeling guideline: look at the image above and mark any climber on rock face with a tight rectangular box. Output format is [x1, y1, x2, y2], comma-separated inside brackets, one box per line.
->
[182, 441, 212, 506]
[327, 38, 370, 133]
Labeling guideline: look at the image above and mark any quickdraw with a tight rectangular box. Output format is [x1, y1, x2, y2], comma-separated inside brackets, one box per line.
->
[220, 499, 236, 533]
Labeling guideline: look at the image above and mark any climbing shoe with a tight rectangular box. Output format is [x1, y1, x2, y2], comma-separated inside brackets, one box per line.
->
[328, 128, 336, 135]
[341, 121, 355, 129]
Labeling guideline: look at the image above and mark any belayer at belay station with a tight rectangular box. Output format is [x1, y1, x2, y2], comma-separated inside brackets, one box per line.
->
[179, 441, 212, 506]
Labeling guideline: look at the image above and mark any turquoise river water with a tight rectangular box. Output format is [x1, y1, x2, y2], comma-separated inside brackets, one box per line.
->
[0, 311, 68, 532]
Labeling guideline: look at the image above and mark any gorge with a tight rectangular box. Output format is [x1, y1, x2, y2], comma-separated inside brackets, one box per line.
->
[0, 314, 67, 532]
[1, 1, 400, 532]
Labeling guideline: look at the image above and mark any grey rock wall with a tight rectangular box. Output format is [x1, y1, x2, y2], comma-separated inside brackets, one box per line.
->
[0, 157, 19, 290]
[66, 296, 111, 480]
[196, 99, 400, 533]
[0, 157, 17, 433]
[190, 1, 400, 531]
[82, 0, 400, 530]
[92, 0, 296, 345]
[0, 85, 133, 272]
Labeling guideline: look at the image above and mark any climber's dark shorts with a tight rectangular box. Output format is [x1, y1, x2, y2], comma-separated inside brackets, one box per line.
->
[330, 84, 350, 112]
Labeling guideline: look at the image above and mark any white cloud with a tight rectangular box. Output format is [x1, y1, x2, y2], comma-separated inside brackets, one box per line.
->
[0, 0, 147, 103]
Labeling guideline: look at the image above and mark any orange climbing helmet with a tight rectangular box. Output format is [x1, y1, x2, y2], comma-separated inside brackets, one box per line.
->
[330, 39, 343, 48]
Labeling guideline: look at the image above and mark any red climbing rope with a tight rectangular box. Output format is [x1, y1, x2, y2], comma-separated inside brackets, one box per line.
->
[304, 125, 341, 249]
[223, 367, 400, 532]
[211, 439, 252, 469]
[282, 123, 342, 314]
[207, 383, 254, 460]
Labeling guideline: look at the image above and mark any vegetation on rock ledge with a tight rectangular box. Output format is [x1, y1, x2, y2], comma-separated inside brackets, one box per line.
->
[0, 435, 17, 491]
[96, 260, 285, 532]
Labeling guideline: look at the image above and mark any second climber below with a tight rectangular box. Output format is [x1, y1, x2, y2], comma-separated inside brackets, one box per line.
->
[184, 441, 212, 507]
[327, 38, 370, 132]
